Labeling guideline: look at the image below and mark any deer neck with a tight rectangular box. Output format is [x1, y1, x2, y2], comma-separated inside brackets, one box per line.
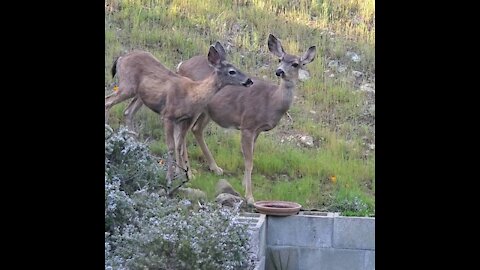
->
[195, 72, 224, 105]
[275, 78, 296, 112]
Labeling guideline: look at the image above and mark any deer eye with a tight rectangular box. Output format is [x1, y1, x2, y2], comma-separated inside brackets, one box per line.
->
[292, 63, 299, 68]
[228, 70, 236, 75]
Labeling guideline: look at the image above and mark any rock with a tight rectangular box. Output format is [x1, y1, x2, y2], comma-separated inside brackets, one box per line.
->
[231, 23, 241, 32]
[298, 69, 310, 81]
[346, 51, 361, 62]
[368, 144, 375, 150]
[328, 60, 339, 68]
[309, 110, 317, 114]
[158, 189, 167, 196]
[216, 193, 244, 208]
[300, 135, 314, 147]
[368, 104, 375, 116]
[360, 83, 375, 93]
[352, 70, 363, 77]
[177, 187, 206, 202]
[337, 65, 347, 73]
[216, 179, 240, 196]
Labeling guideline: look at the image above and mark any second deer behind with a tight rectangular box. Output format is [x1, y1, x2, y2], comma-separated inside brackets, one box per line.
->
[178, 34, 316, 205]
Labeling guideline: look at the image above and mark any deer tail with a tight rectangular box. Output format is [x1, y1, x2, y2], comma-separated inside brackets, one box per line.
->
[111, 57, 119, 78]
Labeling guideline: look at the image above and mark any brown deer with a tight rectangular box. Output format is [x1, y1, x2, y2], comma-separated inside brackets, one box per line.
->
[177, 34, 316, 205]
[105, 42, 229, 133]
[106, 43, 253, 191]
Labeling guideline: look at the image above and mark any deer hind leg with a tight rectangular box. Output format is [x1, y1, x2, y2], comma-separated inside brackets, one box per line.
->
[174, 124, 182, 177]
[174, 119, 193, 180]
[241, 129, 257, 206]
[105, 85, 135, 124]
[123, 97, 143, 135]
[191, 113, 223, 175]
[164, 119, 176, 193]
[181, 134, 194, 180]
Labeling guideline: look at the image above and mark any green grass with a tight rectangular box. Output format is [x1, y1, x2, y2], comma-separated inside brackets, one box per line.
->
[105, 0, 375, 216]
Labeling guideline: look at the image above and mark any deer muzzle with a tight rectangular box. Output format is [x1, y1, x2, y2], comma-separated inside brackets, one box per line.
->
[275, 69, 285, 77]
[242, 78, 254, 87]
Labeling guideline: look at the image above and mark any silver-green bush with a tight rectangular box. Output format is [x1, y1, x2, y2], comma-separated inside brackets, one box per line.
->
[105, 125, 252, 269]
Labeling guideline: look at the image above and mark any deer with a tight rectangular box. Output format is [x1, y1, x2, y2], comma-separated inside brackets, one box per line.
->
[105, 43, 253, 192]
[105, 42, 229, 133]
[177, 34, 316, 205]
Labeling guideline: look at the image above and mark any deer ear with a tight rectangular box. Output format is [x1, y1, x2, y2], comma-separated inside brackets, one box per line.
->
[214, 42, 226, 59]
[207, 45, 222, 68]
[268, 34, 285, 58]
[300, 46, 316, 65]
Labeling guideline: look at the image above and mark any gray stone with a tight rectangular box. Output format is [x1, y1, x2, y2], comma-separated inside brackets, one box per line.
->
[352, 70, 363, 77]
[337, 65, 347, 73]
[215, 179, 240, 196]
[368, 104, 375, 116]
[346, 51, 361, 62]
[215, 193, 243, 207]
[333, 217, 375, 250]
[299, 69, 310, 81]
[360, 83, 375, 93]
[328, 60, 339, 68]
[267, 215, 333, 248]
[300, 135, 314, 148]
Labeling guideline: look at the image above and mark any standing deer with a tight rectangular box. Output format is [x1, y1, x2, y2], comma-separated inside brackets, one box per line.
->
[177, 34, 316, 205]
[106, 43, 253, 191]
[105, 42, 229, 133]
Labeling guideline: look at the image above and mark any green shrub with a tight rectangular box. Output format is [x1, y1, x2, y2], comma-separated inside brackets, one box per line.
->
[105, 125, 253, 269]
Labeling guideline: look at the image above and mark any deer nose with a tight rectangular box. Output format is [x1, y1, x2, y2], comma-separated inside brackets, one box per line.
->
[243, 78, 253, 87]
[275, 69, 285, 77]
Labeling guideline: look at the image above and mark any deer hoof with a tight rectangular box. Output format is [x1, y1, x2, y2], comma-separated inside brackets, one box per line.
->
[246, 197, 255, 207]
[187, 171, 195, 180]
[210, 165, 223, 175]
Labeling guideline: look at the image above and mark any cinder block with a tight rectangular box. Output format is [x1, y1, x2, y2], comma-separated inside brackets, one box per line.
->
[333, 217, 375, 250]
[239, 213, 267, 269]
[364, 250, 375, 270]
[267, 215, 333, 248]
[254, 256, 265, 270]
[266, 246, 299, 270]
[258, 216, 267, 258]
[299, 247, 366, 270]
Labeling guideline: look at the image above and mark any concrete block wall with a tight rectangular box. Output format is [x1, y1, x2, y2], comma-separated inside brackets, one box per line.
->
[237, 213, 267, 270]
[265, 212, 375, 270]
[241, 211, 375, 270]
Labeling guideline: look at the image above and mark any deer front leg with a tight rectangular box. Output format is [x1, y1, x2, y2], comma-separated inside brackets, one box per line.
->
[192, 113, 223, 175]
[164, 119, 176, 193]
[241, 129, 256, 206]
